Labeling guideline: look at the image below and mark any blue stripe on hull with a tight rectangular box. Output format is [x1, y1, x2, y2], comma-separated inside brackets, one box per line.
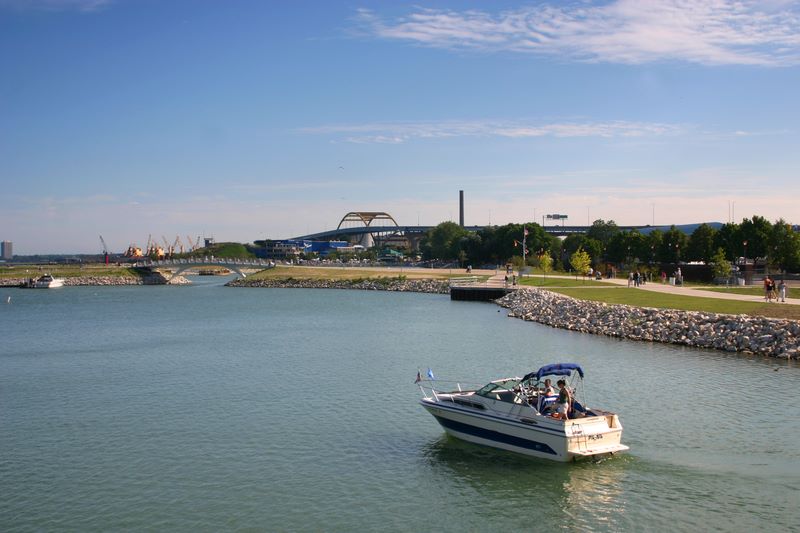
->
[421, 399, 566, 436]
[433, 414, 558, 456]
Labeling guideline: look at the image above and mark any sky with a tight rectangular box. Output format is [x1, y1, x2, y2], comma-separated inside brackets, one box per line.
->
[1, 0, 799, 254]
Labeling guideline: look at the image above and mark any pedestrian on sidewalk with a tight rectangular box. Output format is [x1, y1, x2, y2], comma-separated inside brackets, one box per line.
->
[778, 279, 786, 302]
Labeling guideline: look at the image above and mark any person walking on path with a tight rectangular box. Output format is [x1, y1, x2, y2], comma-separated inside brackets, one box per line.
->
[778, 280, 787, 302]
[764, 276, 774, 302]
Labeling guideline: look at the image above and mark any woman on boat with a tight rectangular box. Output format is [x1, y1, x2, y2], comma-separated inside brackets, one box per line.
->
[554, 380, 572, 419]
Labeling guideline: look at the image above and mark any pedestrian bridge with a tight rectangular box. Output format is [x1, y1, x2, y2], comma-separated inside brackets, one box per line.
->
[136, 257, 274, 279]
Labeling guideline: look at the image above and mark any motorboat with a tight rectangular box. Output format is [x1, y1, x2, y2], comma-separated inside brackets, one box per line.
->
[25, 274, 65, 288]
[418, 363, 629, 462]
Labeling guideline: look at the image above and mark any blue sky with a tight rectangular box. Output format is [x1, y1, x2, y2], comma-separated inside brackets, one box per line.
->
[2, 0, 799, 254]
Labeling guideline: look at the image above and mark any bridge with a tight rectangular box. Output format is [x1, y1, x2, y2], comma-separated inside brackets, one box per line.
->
[292, 211, 659, 243]
[136, 257, 274, 279]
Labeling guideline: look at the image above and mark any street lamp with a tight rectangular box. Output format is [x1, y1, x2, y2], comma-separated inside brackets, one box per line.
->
[743, 240, 748, 265]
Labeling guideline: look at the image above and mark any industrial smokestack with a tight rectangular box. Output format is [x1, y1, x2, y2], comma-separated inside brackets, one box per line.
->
[459, 190, 464, 227]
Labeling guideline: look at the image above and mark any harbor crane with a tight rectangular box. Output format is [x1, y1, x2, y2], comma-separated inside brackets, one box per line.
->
[99, 235, 109, 265]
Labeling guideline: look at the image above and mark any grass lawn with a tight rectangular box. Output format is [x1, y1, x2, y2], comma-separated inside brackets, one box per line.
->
[244, 265, 465, 282]
[698, 286, 768, 297]
[549, 287, 800, 320]
[518, 276, 612, 288]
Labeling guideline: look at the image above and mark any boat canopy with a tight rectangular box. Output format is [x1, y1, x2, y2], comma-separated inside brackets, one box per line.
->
[523, 363, 585, 382]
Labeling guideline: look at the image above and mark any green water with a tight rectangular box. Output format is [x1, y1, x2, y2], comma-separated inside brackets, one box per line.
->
[1, 279, 798, 532]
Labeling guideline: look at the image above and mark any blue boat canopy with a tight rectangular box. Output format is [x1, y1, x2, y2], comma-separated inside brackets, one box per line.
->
[522, 363, 585, 382]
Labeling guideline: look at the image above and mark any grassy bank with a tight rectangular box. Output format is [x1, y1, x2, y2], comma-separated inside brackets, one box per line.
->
[549, 287, 800, 320]
[0, 264, 142, 279]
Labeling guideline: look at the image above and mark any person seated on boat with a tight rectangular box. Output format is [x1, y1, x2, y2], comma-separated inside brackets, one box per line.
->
[540, 378, 555, 396]
[552, 380, 572, 419]
[537, 379, 558, 413]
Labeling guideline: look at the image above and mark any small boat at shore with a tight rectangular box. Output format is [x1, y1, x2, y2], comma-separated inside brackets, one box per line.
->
[23, 274, 65, 289]
[418, 363, 629, 462]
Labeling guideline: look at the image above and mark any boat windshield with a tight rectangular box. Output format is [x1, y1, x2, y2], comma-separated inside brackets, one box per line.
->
[475, 379, 520, 397]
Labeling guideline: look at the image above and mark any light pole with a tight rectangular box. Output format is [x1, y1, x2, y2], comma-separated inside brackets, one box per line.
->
[743, 240, 748, 265]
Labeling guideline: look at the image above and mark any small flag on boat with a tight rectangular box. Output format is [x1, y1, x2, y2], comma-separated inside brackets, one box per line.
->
[427, 368, 435, 380]
[415, 370, 421, 383]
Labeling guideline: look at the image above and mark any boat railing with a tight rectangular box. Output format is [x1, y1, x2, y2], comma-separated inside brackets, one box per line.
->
[417, 379, 481, 402]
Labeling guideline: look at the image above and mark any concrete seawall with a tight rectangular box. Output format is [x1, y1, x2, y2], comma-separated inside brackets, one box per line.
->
[497, 288, 799, 359]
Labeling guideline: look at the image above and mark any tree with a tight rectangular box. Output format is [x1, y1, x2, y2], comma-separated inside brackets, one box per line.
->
[421, 222, 469, 260]
[660, 226, 689, 263]
[586, 219, 620, 251]
[538, 251, 553, 279]
[646, 230, 663, 263]
[768, 219, 800, 272]
[710, 247, 732, 279]
[739, 216, 772, 259]
[561, 234, 602, 269]
[686, 223, 718, 263]
[473, 223, 554, 267]
[606, 231, 647, 265]
[714, 222, 741, 261]
[570, 247, 592, 278]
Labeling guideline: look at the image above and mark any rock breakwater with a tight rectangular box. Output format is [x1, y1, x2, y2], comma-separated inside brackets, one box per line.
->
[1, 274, 190, 287]
[497, 289, 799, 359]
[228, 277, 450, 294]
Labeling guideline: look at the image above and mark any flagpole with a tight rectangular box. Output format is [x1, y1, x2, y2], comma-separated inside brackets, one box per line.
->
[522, 225, 527, 277]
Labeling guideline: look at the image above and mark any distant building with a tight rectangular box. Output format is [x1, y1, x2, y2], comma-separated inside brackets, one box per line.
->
[262, 240, 350, 260]
[264, 240, 305, 260]
[1, 241, 12, 260]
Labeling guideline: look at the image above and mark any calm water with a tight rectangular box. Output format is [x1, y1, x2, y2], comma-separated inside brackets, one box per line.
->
[1, 278, 798, 532]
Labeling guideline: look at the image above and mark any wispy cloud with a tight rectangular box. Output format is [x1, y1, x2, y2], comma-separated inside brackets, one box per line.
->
[355, 1, 800, 66]
[299, 119, 684, 144]
[0, 0, 112, 12]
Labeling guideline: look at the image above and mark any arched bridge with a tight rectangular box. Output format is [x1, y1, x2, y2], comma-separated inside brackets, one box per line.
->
[293, 224, 653, 241]
[137, 257, 274, 279]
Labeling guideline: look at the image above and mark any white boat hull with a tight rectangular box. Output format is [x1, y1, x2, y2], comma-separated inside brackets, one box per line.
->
[33, 279, 64, 288]
[421, 397, 628, 462]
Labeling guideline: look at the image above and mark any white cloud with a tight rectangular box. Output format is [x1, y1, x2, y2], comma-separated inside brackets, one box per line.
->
[356, 1, 800, 66]
[300, 119, 684, 144]
[0, 0, 113, 11]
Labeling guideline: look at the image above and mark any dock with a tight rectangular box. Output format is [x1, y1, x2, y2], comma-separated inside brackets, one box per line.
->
[449, 276, 514, 301]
